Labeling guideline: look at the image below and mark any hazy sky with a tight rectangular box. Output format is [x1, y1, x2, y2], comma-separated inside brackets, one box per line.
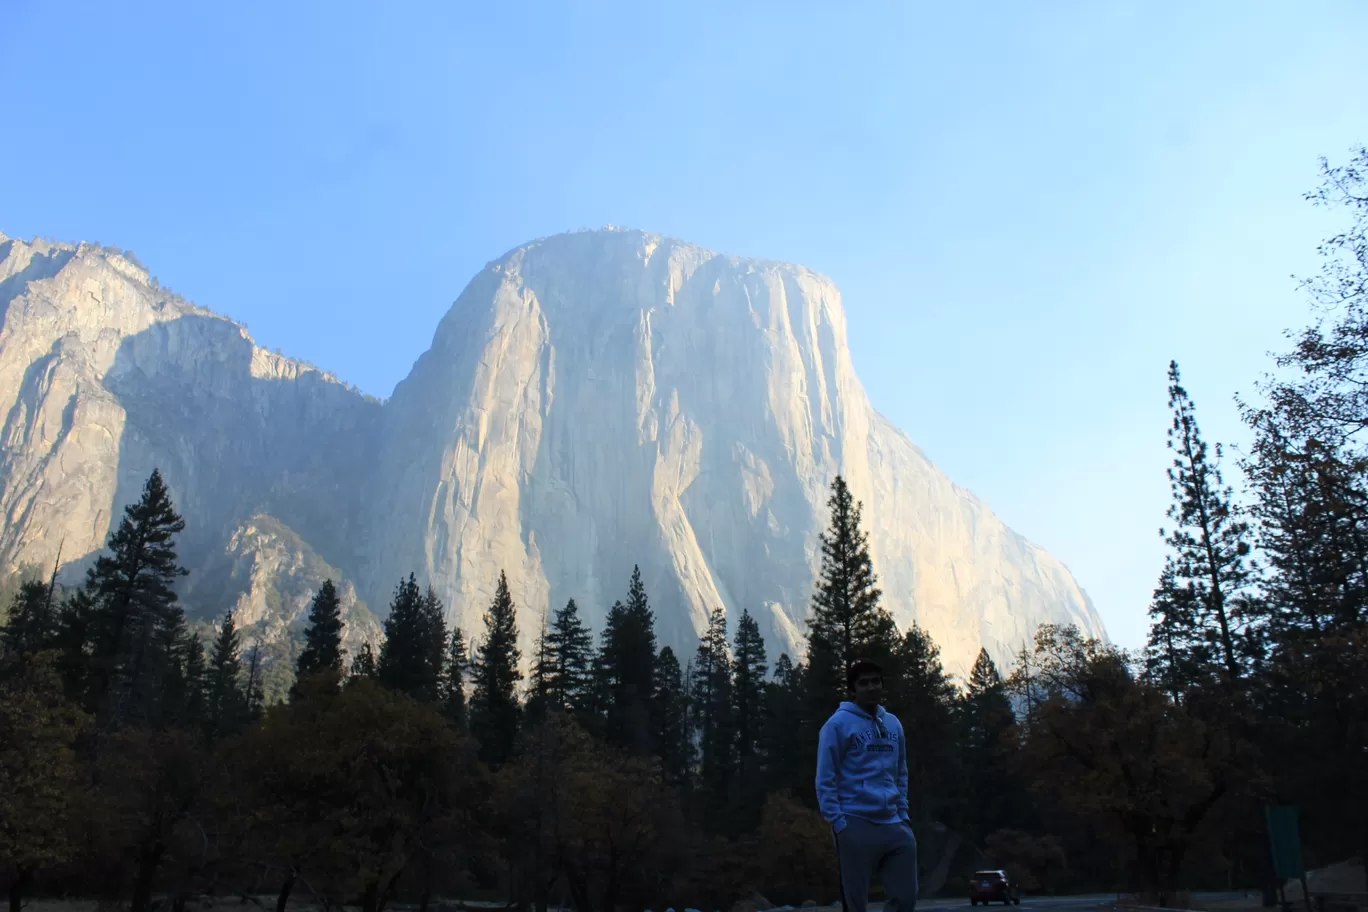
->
[4, 1, 1366, 651]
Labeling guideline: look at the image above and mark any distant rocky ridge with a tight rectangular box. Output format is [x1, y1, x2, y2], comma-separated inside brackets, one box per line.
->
[0, 228, 1104, 678]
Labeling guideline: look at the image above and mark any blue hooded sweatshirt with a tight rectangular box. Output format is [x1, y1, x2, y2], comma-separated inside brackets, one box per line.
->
[815, 701, 910, 833]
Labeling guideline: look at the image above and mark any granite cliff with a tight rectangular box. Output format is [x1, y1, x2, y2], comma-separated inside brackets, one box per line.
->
[0, 228, 1103, 677]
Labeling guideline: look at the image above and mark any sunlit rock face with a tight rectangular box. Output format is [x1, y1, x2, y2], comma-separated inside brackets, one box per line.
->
[0, 228, 1103, 678]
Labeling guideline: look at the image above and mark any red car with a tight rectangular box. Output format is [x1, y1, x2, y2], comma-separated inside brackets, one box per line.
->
[969, 869, 1022, 906]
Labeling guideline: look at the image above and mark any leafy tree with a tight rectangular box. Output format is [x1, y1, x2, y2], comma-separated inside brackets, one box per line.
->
[514, 713, 684, 912]
[294, 579, 344, 691]
[1015, 625, 1246, 906]
[0, 654, 88, 912]
[1145, 362, 1257, 688]
[96, 726, 206, 912]
[83, 469, 189, 725]
[230, 677, 487, 912]
[471, 571, 522, 766]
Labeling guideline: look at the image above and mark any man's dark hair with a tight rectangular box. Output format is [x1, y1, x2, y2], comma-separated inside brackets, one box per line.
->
[847, 659, 883, 691]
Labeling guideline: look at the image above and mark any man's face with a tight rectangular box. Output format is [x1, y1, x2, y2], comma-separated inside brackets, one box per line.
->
[852, 672, 883, 709]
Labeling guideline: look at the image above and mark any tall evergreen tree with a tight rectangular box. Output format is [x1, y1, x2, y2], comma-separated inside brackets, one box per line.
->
[805, 476, 898, 710]
[378, 574, 443, 702]
[294, 579, 345, 690]
[350, 642, 378, 680]
[691, 607, 736, 828]
[83, 469, 188, 724]
[891, 623, 960, 829]
[731, 608, 768, 830]
[243, 642, 265, 721]
[155, 606, 193, 724]
[0, 578, 59, 661]
[652, 645, 692, 789]
[470, 571, 522, 766]
[594, 567, 658, 753]
[421, 586, 449, 698]
[53, 588, 98, 701]
[182, 633, 207, 722]
[206, 610, 247, 740]
[546, 598, 593, 714]
[959, 648, 1019, 841]
[441, 627, 469, 729]
[526, 614, 554, 723]
[732, 609, 768, 762]
[1146, 362, 1257, 687]
[760, 653, 808, 797]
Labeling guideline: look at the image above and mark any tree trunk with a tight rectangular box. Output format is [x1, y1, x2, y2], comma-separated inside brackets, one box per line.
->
[9, 868, 33, 912]
[276, 866, 298, 912]
[362, 881, 381, 912]
[375, 868, 403, 912]
[130, 840, 167, 912]
[922, 829, 964, 898]
[563, 864, 593, 912]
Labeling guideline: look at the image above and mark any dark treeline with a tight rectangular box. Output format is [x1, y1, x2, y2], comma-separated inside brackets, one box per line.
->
[2, 151, 1367, 912]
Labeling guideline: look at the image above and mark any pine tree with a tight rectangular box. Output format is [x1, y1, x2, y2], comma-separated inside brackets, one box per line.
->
[891, 623, 960, 828]
[546, 598, 593, 714]
[155, 606, 193, 724]
[0, 578, 59, 660]
[959, 648, 1019, 841]
[441, 627, 469, 729]
[594, 567, 658, 753]
[243, 643, 265, 721]
[83, 469, 188, 724]
[652, 645, 692, 788]
[53, 588, 98, 701]
[806, 475, 898, 710]
[1243, 426, 1368, 637]
[731, 608, 768, 830]
[470, 571, 522, 766]
[691, 607, 736, 828]
[761, 653, 808, 797]
[1146, 565, 1207, 701]
[378, 574, 442, 702]
[206, 610, 247, 740]
[1146, 362, 1257, 686]
[350, 642, 378, 679]
[294, 579, 344, 690]
[421, 586, 448, 699]
[182, 634, 207, 722]
[526, 614, 554, 723]
[732, 609, 768, 759]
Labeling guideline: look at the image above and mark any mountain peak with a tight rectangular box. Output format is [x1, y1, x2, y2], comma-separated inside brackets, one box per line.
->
[0, 229, 1103, 678]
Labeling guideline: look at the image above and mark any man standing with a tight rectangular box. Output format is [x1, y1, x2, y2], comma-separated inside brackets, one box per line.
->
[816, 658, 918, 912]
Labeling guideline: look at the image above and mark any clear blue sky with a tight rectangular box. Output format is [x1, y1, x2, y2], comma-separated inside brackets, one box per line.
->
[3, 1, 1366, 651]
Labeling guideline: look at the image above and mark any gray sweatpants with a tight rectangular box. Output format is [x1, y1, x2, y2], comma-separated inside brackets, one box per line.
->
[834, 817, 919, 912]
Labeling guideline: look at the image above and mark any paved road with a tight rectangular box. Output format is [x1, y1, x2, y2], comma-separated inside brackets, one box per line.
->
[802, 891, 1256, 912]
